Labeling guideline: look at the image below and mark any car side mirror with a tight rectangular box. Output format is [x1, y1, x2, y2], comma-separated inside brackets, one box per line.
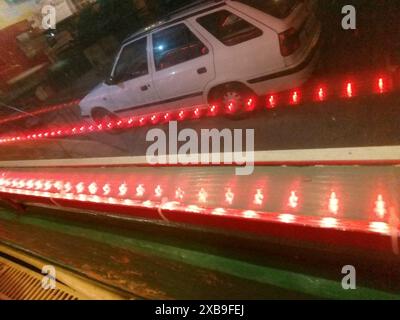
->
[107, 73, 129, 85]
[105, 76, 115, 86]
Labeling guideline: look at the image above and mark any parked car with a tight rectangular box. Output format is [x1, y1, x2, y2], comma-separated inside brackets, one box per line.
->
[79, 0, 321, 122]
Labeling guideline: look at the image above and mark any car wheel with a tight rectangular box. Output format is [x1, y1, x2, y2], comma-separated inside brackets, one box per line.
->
[210, 84, 256, 119]
[91, 108, 119, 125]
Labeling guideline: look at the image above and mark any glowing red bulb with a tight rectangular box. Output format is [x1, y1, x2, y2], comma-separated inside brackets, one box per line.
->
[155, 185, 163, 197]
[44, 181, 52, 191]
[253, 189, 264, 206]
[178, 110, 185, 120]
[266, 95, 276, 109]
[107, 121, 114, 129]
[64, 182, 73, 194]
[329, 192, 339, 214]
[76, 182, 85, 194]
[53, 181, 62, 191]
[374, 194, 386, 219]
[225, 188, 234, 205]
[35, 180, 44, 190]
[317, 87, 326, 101]
[88, 182, 98, 195]
[209, 105, 217, 115]
[377, 77, 385, 94]
[290, 91, 300, 105]
[288, 191, 298, 209]
[175, 187, 184, 200]
[246, 97, 255, 111]
[194, 108, 200, 118]
[198, 188, 208, 203]
[136, 184, 145, 197]
[150, 114, 160, 124]
[103, 184, 111, 196]
[118, 183, 128, 197]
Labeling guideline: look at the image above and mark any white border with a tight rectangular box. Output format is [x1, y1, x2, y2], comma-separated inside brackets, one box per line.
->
[0, 146, 399, 168]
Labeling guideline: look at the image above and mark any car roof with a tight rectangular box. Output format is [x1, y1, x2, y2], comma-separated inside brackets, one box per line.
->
[122, 0, 226, 44]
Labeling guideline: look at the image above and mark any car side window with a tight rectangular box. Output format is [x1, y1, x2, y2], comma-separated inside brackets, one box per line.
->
[196, 10, 263, 46]
[112, 37, 148, 83]
[153, 23, 209, 71]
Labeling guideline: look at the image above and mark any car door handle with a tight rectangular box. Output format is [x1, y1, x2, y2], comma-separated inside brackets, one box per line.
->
[140, 84, 150, 91]
[197, 67, 207, 74]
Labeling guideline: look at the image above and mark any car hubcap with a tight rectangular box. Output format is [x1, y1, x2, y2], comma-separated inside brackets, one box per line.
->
[223, 91, 243, 112]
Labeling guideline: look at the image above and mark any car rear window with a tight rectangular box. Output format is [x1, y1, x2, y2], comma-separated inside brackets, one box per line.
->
[235, 0, 300, 19]
[196, 10, 263, 46]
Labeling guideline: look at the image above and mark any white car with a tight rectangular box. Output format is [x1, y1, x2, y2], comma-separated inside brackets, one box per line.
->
[79, 0, 321, 122]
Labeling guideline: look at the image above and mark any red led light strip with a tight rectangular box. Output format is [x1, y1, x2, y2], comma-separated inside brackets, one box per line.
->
[0, 170, 395, 237]
[0, 99, 80, 126]
[0, 76, 394, 145]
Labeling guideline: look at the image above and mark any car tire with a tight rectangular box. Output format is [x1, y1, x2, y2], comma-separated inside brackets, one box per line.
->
[91, 108, 119, 125]
[209, 83, 256, 119]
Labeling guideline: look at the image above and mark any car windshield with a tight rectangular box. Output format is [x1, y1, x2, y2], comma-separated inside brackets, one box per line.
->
[112, 37, 148, 82]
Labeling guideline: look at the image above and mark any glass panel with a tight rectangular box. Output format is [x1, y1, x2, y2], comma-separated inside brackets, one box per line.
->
[153, 23, 208, 71]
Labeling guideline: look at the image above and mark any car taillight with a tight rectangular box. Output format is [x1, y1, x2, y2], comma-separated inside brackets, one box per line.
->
[279, 28, 301, 57]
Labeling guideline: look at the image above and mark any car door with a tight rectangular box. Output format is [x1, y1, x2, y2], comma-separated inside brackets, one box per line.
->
[150, 22, 215, 107]
[107, 36, 159, 113]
